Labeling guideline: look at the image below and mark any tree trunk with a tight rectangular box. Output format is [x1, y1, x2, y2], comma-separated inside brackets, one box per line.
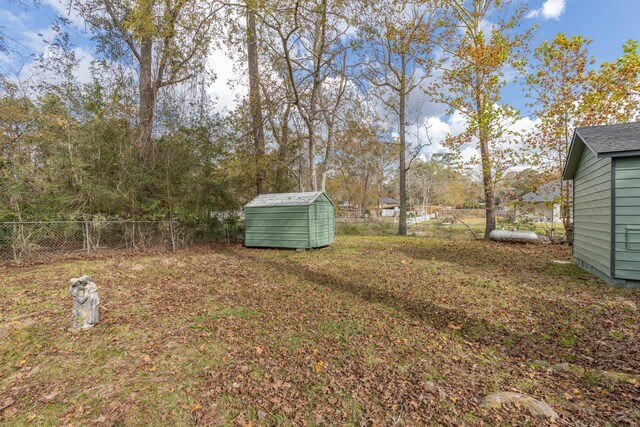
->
[308, 125, 317, 191]
[478, 131, 496, 239]
[275, 105, 291, 192]
[398, 82, 407, 236]
[561, 115, 572, 242]
[362, 171, 370, 215]
[320, 117, 334, 191]
[306, 0, 327, 192]
[137, 36, 155, 162]
[246, 5, 266, 194]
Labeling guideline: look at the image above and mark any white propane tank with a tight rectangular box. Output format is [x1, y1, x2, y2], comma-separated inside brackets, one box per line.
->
[489, 229, 538, 243]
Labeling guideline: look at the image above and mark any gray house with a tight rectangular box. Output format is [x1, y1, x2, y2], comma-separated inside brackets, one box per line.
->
[563, 122, 640, 288]
[514, 180, 569, 223]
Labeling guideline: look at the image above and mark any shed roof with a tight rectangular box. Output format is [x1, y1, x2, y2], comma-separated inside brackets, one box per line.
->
[245, 191, 333, 208]
[563, 122, 640, 179]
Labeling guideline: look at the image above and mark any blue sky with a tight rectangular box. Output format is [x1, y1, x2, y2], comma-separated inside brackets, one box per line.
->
[1, 0, 639, 161]
[501, 0, 640, 113]
[531, 0, 640, 64]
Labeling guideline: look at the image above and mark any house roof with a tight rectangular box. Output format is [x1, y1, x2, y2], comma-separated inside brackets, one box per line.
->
[576, 122, 640, 155]
[518, 180, 569, 203]
[245, 191, 333, 208]
[381, 197, 399, 205]
[563, 122, 640, 179]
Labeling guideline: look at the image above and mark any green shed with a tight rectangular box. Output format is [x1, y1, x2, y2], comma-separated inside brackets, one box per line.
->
[563, 122, 640, 288]
[244, 191, 335, 249]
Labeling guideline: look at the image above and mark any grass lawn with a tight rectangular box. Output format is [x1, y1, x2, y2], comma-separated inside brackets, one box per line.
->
[1, 236, 639, 425]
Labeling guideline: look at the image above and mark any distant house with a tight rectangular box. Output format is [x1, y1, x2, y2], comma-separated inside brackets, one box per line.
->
[338, 200, 358, 211]
[563, 122, 640, 288]
[513, 181, 570, 223]
[379, 197, 399, 217]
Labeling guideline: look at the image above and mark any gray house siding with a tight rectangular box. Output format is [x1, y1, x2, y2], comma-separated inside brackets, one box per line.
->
[613, 157, 640, 281]
[573, 149, 611, 277]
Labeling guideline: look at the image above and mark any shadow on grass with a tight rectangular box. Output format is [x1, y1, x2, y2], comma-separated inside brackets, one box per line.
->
[395, 240, 589, 284]
[225, 249, 568, 363]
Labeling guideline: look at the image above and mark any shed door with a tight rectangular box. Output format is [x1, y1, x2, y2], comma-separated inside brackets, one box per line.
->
[614, 157, 640, 281]
[314, 198, 332, 247]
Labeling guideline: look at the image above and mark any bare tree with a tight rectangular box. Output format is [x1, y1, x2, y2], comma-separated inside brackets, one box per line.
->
[262, 0, 353, 191]
[76, 0, 223, 162]
[359, 0, 443, 235]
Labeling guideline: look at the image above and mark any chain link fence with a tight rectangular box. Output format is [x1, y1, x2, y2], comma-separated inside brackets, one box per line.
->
[335, 216, 481, 239]
[0, 220, 243, 264]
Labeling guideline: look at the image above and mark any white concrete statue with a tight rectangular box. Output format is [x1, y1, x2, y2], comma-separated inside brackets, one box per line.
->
[69, 275, 100, 329]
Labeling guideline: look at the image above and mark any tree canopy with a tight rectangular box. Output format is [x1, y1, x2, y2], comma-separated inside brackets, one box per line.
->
[1, 0, 639, 236]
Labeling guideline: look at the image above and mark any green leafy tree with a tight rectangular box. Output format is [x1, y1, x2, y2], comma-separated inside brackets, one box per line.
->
[434, 0, 532, 239]
[523, 35, 640, 238]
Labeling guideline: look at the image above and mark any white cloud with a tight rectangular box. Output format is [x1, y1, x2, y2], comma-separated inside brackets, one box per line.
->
[410, 108, 542, 174]
[527, 0, 566, 20]
[0, 52, 12, 64]
[0, 9, 25, 28]
[460, 145, 479, 164]
[479, 19, 495, 36]
[22, 28, 58, 52]
[509, 116, 541, 135]
[408, 110, 467, 159]
[205, 48, 246, 112]
[6, 43, 95, 95]
[71, 47, 94, 84]
[42, 0, 85, 28]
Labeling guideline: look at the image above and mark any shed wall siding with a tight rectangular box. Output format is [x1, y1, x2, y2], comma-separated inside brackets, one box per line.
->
[614, 157, 640, 280]
[314, 195, 334, 247]
[244, 192, 335, 249]
[244, 206, 310, 248]
[573, 149, 611, 276]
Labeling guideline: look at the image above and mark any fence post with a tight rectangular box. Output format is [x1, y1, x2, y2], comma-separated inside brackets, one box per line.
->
[169, 221, 176, 252]
[85, 221, 90, 255]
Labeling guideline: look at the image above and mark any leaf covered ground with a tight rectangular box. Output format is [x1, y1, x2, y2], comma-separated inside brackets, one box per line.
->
[1, 236, 639, 426]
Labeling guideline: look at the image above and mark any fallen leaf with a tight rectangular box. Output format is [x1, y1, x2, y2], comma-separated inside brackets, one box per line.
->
[2, 407, 18, 419]
[314, 360, 324, 373]
[25, 413, 36, 423]
[0, 397, 15, 411]
[255, 346, 263, 355]
[40, 390, 60, 402]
